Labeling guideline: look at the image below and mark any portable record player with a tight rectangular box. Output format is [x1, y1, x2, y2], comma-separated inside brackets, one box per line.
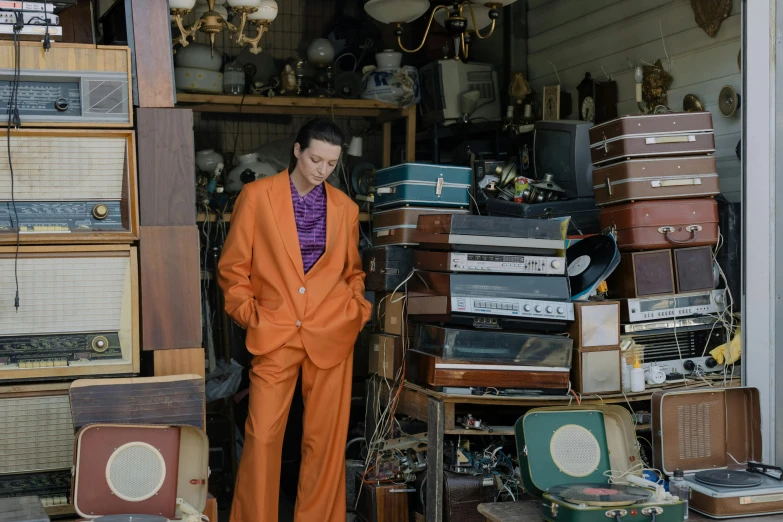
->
[71, 424, 209, 522]
[652, 387, 783, 518]
[515, 405, 686, 522]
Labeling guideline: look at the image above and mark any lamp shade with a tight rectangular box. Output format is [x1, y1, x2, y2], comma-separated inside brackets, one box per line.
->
[170, 0, 197, 9]
[434, 5, 492, 31]
[364, 0, 429, 24]
[471, 0, 517, 5]
[227, 0, 261, 6]
[248, 0, 277, 20]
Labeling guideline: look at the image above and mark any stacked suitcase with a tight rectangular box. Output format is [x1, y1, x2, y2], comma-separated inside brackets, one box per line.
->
[589, 112, 732, 382]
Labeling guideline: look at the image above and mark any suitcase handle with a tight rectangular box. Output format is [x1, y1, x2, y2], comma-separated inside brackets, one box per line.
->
[651, 178, 702, 188]
[645, 135, 696, 145]
[658, 225, 703, 244]
[376, 187, 395, 194]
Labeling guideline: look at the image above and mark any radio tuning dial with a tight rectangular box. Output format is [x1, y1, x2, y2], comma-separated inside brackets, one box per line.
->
[557, 306, 564, 314]
[524, 304, 531, 312]
[705, 357, 718, 368]
[551, 259, 561, 269]
[91, 336, 109, 353]
[546, 306, 553, 313]
[535, 305, 542, 313]
[683, 360, 696, 371]
[92, 204, 109, 220]
[714, 293, 724, 304]
[54, 97, 69, 112]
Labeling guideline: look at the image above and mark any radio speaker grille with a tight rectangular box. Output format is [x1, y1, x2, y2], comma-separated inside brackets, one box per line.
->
[85, 79, 129, 116]
[677, 403, 713, 460]
[106, 442, 166, 502]
[550, 425, 601, 477]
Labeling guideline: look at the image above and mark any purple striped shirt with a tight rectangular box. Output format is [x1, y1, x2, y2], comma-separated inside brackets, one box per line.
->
[290, 176, 327, 273]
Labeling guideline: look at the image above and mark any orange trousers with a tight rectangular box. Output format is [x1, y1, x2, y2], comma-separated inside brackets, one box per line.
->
[229, 334, 353, 522]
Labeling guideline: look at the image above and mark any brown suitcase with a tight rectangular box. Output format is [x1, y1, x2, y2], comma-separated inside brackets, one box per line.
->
[592, 156, 720, 206]
[651, 387, 783, 519]
[599, 198, 719, 251]
[589, 112, 715, 166]
[371, 207, 470, 246]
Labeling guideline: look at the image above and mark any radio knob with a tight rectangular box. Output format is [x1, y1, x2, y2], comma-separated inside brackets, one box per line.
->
[524, 304, 531, 312]
[551, 260, 561, 269]
[705, 357, 718, 368]
[54, 97, 69, 112]
[92, 204, 109, 220]
[91, 336, 109, 353]
[535, 305, 542, 313]
[546, 306, 553, 313]
[557, 306, 564, 314]
[714, 293, 724, 304]
[683, 360, 696, 372]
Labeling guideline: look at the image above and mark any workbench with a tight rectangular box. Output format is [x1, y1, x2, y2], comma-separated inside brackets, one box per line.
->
[368, 377, 740, 522]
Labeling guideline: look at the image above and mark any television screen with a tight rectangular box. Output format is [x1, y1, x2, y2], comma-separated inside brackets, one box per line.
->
[535, 128, 573, 181]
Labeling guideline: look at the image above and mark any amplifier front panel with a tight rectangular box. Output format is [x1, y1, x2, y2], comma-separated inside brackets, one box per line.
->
[0, 130, 137, 244]
[0, 246, 139, 380]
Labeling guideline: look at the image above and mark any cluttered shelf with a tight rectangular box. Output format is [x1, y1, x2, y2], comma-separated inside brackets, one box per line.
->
[196, 211, 370, 223]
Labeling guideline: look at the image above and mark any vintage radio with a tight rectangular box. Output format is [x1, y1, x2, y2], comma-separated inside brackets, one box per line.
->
[607, 250, 675, 299]
[620, 289, 727, 323]
[371, 207, 470, 246]
[413, 250, 565, 275]
[673, 245, 716, 293]
[0, 245, 139, 381]
[0, 129, 138, 244]
[407, 271, 574, 322]
[354, 473, 409, 522]
[368, 334, 405, 380]
[0, 383, 74, 517]
[652, 387, 781, 518]
[362, 246, 414, 292]
[622, 317, 728, 377]
[416, 213, 566, 255]
[567, 301, 620, 350]
[0, 42, 132, 127]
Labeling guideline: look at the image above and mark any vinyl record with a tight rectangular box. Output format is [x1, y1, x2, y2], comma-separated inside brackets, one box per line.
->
[549, 483, 653, 506]
[94, 516, 169, 522]
[694, 470, 764, 488]
[566, 235, 617, 298]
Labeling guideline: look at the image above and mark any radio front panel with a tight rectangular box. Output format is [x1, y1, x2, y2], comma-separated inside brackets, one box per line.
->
[0, 129, 138, 244]
[0, 245, 139, 380]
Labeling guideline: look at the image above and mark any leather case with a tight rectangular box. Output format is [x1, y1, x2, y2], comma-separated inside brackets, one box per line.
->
[589, 112, 716, 166]
[592, 156, 720, 206]
[485, 197, 601, 236]
[607, 250, 675, 298]
[599, 198, 719, 251]
[362, 246, 414, 292]
[372, 207, 470, 246]
[354, 475, 409, 522]
[443, 471, 494, 522]
[373, 163, 472, 210]
[71, 423, 209, 520]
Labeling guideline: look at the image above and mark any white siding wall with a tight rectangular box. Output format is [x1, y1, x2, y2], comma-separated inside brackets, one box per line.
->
[526, 0, 742, 201]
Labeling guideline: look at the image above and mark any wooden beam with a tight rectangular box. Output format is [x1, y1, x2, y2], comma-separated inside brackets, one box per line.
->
[154, 348, 206, 378]
[383, 122, 392, 167]
[130, 0, 175, 107]
[405, 105, 417, 162]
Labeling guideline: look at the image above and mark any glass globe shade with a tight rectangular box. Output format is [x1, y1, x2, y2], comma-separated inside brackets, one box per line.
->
[307, 38, 335, 66]
[170, 0, 197, 9]
[364, 0, 429, 24]
[434, 5, 492, 31]
[227, 0, 261, 7]
[471, 0, 517, 5]
[248, 0, 277, 21]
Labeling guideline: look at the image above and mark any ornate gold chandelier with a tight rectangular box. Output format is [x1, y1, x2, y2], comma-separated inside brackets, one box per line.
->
[170, 0, 278, 55]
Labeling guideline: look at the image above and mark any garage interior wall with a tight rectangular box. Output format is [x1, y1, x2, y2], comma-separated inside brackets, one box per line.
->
[525, 0, 742, 202]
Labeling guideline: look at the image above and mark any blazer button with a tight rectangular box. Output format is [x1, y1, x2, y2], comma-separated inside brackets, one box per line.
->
[299, 287, 306, 294]
[296, 320, 301, 327]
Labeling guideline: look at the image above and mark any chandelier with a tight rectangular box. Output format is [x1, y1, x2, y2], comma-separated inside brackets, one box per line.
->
[170, 0, 278, 55]
[364, 0, 516, 59]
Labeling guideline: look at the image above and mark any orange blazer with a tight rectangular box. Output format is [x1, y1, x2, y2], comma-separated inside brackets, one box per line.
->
[217, 170, 372, 369]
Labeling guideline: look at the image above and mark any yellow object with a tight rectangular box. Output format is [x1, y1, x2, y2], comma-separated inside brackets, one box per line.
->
[710, 327, 742, 365]
[633, 355, 641, 369]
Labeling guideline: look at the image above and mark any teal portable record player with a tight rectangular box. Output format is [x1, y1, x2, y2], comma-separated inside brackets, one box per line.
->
[515, 405, 686, 522]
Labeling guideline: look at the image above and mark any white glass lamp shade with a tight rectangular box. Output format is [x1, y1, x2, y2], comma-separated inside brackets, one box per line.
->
[364, 0, 429, 24]
[248, 0, 277, 20]
[471, 0, 517, 5]
[308, 38, 335, 66]
[170, 0, 197, 9]
[193, 3, 228, 18]
[227, 0, 261, 7]
[434, 5, 492, 31]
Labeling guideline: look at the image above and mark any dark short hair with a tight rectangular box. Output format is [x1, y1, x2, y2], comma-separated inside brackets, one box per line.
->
[289, 118, 344, 173]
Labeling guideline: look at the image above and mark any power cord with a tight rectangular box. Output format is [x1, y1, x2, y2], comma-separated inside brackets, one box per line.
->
[43, 0, 51, 52]
[7, 12, 23, 310]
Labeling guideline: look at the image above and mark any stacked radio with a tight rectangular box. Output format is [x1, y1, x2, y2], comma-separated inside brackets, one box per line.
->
[0, 40, 137, 516]
[589, 112, 732, 385]
[362, 162, 586, 396]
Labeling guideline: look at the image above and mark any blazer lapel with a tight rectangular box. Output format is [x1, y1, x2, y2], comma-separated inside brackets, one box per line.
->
[268, 171, 305, 280]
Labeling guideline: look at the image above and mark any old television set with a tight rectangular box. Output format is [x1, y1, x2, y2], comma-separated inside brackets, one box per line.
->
[533, 119, 594, 198]
[419, 60, 502, 126]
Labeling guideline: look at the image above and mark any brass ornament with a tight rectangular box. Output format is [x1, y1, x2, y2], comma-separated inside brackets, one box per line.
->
[690, 0, 731, 38]
[642, 59, 673, 112]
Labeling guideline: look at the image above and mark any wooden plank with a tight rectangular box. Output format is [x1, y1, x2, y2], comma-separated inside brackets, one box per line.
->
[136, 108, 196, 226]
[69, 374, 205, 430]
[528, 0, 624, 38]
[176, 93, 398, 111]
[204, 496, 217, 522]
[179, 103, 384, 118]
[426, 398, 445, 522]
[383, 122, 392, 167]
[140, 226, 202, 351]
[154, 347, 206, 378]
[405, 106, 417, 162]
[130, 0, 175, 107]
[58, 0, 94, 44]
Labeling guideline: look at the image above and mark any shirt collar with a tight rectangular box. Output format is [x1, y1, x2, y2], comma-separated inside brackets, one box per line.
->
[290, 176, 325, 202]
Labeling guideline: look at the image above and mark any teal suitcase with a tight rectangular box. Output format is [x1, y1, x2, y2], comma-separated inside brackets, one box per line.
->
[373, 163, 471, 209]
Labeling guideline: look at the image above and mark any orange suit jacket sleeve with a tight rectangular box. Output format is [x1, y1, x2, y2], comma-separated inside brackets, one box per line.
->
[218, 171, 372, 369]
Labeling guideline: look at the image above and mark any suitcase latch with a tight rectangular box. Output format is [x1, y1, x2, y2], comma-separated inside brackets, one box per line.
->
[651, 178, 701, 188]
[376, 187, 395, 194]
[605, 177, 612, 195]
[436, 176, 444, 197]
[369, 257, 376, 273]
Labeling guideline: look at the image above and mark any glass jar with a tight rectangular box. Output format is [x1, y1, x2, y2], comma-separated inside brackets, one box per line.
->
[223, 61, 245, 95]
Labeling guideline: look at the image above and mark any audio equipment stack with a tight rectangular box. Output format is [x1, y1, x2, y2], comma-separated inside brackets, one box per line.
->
[0, 40, 136, 517]
[589, 113, 735, 384]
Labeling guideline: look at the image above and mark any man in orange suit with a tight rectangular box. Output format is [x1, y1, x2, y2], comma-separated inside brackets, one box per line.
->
[218, 118, 372, 522]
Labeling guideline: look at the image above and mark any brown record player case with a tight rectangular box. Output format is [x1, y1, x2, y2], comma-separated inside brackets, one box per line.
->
[371, 207, 470, 246]
[651, 387, 780, 518]
[599, 198, 719, 251]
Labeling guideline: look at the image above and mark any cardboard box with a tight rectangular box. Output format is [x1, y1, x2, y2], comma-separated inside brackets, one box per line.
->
[368, 334, 405, 379]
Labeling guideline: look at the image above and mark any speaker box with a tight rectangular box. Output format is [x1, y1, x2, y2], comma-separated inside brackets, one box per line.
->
[567, 301, 620, 350]
[673, 246, 716, 294]
[608, 250, 675, 298]
[571, 349, 622, 395]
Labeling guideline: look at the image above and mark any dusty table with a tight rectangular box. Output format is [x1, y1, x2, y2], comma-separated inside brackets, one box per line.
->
[477, 501, 783, 522]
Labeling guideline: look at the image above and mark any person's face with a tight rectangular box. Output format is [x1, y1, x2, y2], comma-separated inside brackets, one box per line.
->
[293, 139, 342, 187]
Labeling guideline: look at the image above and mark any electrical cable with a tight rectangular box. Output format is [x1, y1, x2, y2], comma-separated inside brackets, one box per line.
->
[7, 12, 23, 311]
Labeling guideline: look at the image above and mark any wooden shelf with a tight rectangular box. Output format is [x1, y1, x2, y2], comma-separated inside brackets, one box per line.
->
[198, 211, 369, 223]
[176, 93, 404, 118]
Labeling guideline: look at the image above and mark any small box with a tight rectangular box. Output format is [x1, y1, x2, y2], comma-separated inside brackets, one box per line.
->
[567, 301, 620, 350]
[375, 291, 413, 337]
[368, 334, 404, 379]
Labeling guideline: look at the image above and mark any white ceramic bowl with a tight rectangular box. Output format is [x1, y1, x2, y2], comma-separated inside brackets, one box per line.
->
[364, 0, 428, 24]
[175, 67, 224, 94]
[174, 43, 223, 72]
[227, 0, 261, 6]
